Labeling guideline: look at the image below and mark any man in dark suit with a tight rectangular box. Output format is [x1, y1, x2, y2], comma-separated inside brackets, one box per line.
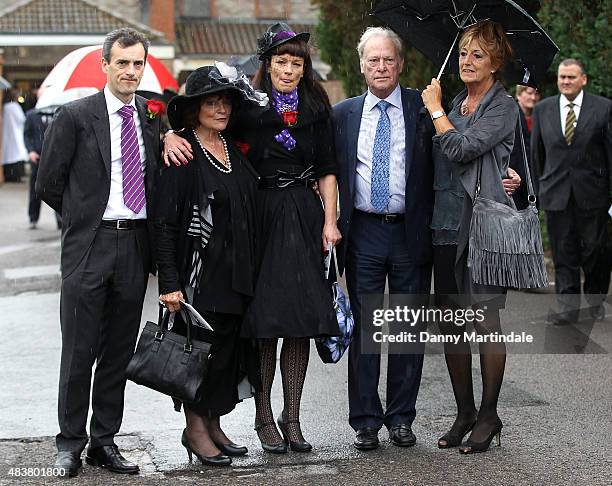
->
[531, 58, 611, 324]
[23, 90, 61, 229]
[37, 28, 161, 477]
[332, 27, 434, 450]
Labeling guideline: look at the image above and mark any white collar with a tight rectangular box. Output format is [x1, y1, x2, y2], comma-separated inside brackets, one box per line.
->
[364, 84, 402, 112]
[104, 85, 136, 114]
[560, 90, 584, 108]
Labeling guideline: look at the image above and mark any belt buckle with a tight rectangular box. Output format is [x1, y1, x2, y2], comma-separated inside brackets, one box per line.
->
[383, 214, 396, 224]
[116, 220, 129, 230]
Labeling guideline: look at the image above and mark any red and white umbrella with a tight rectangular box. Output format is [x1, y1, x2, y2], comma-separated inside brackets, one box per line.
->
[36, 45, 178, 109]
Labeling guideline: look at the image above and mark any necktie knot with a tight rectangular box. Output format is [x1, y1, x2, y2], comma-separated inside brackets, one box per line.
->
[377, 100, 391, 113]
[567, 102, 574, 110]
[117, 105, 134, 119]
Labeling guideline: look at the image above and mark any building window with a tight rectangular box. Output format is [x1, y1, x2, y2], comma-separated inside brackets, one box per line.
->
[179, 0, 211, 18]
[256, 0, 288, 19]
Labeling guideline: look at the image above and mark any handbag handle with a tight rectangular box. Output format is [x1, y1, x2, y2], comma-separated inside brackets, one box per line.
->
[475, 104, 537, 206]
[157, 302, 195, 350]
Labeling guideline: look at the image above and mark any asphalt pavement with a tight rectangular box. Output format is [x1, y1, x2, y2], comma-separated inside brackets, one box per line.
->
[0, 180, 610, 486]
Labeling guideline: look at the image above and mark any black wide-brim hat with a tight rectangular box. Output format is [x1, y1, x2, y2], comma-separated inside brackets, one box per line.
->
[256, 22, 310, 60]
[167, 65, 244, 130]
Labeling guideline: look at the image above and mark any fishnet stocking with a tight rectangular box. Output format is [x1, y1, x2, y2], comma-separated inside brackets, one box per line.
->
[280, 338, 310, 443]
[254, 338, 283, 445]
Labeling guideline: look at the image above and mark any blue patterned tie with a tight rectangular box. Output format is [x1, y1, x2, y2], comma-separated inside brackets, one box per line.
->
[371, 100, 391, 212]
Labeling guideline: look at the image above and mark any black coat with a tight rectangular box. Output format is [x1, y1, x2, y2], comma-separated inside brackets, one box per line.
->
[36, 91, 162, 277]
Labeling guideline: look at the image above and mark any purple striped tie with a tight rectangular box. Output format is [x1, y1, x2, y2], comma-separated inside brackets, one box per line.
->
[117, 105, 146, 214]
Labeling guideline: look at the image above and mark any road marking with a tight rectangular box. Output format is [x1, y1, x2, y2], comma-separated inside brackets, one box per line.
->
[3, 265, 60, 279]
[0, 240, 60, 256]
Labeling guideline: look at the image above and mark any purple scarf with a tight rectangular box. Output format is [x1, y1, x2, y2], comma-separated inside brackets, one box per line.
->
[271, 88, 298, 151]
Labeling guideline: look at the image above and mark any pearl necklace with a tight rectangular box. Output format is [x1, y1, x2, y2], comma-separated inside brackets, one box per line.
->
[192, 129, 232, 173]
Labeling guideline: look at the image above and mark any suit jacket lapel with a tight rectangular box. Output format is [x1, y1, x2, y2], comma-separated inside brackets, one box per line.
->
[346, 93, 366, 201]
[91, 92, 111, 177]
[135, 96, 158, 194]
[552, 95, 565, 143]
[401, 88, 417, 183]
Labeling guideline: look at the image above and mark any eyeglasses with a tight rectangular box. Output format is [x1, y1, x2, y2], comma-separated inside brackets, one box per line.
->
[365, 57, 397, 68]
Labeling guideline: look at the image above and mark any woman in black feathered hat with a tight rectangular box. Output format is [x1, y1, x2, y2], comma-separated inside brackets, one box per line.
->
[157, 64, 263, 467]
[164, 23, 342, 454]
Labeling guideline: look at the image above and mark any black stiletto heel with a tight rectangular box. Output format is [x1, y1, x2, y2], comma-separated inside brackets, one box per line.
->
[181, 429, 232, 466]
[277, 412, 312, 452]
[458, 418, 503, 454]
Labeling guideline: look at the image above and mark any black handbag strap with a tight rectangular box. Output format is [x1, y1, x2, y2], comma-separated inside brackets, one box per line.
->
[475, 105, 537, 206]
[158, 302, 194, 347]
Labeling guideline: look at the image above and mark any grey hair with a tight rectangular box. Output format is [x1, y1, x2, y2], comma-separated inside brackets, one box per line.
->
[559, 58, 585, 75]
[103, 28, 150, 62]
[357, 27, 404, 60]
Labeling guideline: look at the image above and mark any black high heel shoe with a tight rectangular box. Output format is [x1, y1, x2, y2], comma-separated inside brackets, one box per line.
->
[458, 418, 503, 454]
[181, 429, 232, 466]
[254, 421, 288, 454]
[438, 418, 477, 449]
[277, 412, 312, 452]
[212, 440, 248, 457]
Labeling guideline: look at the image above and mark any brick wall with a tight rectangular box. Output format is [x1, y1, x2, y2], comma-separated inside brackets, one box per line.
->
[150, 0, 175, 41]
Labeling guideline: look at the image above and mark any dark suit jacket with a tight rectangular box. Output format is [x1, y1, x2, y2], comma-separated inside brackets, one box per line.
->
[24, 108, 53, 155]
[332, 87, 434, 275]
[36, 91, 162, 278]
[531, 91, 612, 211]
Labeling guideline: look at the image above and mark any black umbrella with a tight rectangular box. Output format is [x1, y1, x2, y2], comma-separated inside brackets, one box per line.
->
[373, 0, 558, 88]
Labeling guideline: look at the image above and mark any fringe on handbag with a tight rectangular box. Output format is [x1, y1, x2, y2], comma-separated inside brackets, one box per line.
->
[468, 114, 548, 289]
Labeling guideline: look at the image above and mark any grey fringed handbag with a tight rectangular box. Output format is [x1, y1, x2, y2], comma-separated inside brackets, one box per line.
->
[468, 120, 548, 289]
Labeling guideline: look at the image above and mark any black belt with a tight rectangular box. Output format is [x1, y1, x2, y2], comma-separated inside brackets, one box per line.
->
[259, 165, 316, 190]
[100, 219, 147, 230]
[355, 209, 405, 224]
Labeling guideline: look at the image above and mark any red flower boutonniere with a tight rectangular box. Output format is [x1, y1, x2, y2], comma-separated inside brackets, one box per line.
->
[146, 99, 166, 119]
[235, 141, 250, 155]
[282, 110, 298, 127]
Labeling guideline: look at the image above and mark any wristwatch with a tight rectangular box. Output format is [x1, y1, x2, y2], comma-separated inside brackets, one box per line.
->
[431, 110, 446, 121]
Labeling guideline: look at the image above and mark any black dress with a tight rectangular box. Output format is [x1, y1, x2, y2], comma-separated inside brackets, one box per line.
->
[236, 100, 341, 339]
[156, 132, 260, 417]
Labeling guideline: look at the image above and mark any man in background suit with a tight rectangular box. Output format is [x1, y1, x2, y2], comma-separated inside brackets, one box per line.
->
[23, 89, 61, 229]
[531, 58, 611, 324]
[37, 28, 161, 477]
[332, 27, 434, 451]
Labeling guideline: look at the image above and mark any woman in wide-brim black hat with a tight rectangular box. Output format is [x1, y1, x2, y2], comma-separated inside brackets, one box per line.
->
[156, 63, 263, 467]
[164, 23, 342, 454]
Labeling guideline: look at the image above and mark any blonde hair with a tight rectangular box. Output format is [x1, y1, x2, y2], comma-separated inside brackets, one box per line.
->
[459, 20, 513, 79]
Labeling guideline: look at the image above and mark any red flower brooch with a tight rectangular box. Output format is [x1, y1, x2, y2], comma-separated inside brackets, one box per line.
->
[235, 141, 250, 155]
[282, 110, 298, 127]
[146, 99, 166, 119]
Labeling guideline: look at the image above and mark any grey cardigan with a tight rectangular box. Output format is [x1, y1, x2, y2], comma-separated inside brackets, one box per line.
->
[434, 81, 519, 292]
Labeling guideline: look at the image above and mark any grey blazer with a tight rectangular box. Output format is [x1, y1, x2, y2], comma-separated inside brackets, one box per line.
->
[434, 81, 518, 290]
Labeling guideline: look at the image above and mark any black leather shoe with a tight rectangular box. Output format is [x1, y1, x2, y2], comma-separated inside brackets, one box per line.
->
[85, 445, 139, 474]
[388, 424, 416, 447]
[213, 440, 248, 457]
[55, 451, 82, 478]
[353, 428, 379, 450]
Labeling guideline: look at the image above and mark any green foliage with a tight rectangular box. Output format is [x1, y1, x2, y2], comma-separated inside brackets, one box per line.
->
[537, 0, 611, 97]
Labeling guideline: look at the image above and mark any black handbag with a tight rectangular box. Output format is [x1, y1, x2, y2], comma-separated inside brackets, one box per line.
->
[126, 304, 212, 403]
[468, 115, 548, 289]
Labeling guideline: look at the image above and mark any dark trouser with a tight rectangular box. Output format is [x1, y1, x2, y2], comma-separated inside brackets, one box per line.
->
[56, 226, 149, 453]
[346, 210, 431, 431]
[546, 193, 610, 320]
[28, 161, 41, 223]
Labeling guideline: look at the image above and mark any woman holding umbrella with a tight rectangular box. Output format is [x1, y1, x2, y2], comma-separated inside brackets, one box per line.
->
[164, 23, 341, 453]
[421, 20, 518, 454]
